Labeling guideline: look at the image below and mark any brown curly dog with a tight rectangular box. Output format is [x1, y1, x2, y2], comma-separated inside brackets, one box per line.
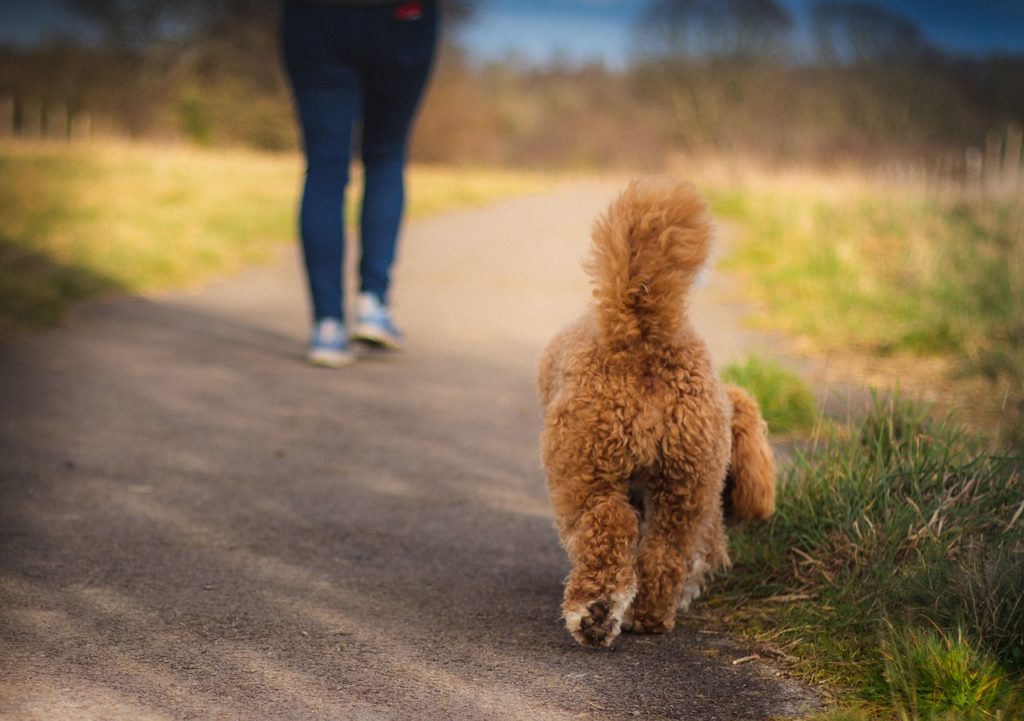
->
[537, 177, 776, 648]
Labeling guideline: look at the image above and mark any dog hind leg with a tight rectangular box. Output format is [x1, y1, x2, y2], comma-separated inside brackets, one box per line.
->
[625, 472, 724, 634]
[625, 493, 695, 633]
[677, 507, 730, 612]
[559, 492, 639, 647]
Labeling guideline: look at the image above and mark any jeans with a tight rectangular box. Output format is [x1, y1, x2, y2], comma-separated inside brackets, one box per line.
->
[281, 1, 438, 321]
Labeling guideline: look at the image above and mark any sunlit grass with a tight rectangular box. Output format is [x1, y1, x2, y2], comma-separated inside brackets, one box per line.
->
[405, 164, 560, 217]
[0, 139, 557, 333]
[707, 179, 1021, 360]
[687, 161, 1024, 445]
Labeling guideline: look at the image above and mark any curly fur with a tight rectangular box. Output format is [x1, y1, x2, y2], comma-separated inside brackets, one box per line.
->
[537, 177, 776, 648]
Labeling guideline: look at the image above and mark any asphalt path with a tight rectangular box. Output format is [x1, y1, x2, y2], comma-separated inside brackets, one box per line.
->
[1, 181, 820, 720]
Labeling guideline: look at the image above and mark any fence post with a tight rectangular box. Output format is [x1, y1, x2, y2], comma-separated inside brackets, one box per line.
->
[0, 96, 12, 137]
[965, 146, 983, 195]
[46, 103, 69, 140]
[70, 111, 93, 141]
[1004, 122, 1022, 192]
[984, 129, 1003, 193]
[22, 99, 42, 137]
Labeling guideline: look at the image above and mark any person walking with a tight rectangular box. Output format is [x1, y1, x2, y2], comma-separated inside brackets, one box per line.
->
[281, 0, 439, 366]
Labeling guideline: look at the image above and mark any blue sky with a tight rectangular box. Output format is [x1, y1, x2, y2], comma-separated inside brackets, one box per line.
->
[461, 0, 1024, 67]
[2, 0, 1023, 67]
[460, 0, 640, 67]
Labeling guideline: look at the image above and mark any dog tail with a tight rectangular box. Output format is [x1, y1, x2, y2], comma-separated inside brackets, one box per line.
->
[586, 177, 712, 348]
[723, 385, 776, 520]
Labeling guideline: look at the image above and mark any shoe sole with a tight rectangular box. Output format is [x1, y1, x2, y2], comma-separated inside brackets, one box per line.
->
[307, 348, 356, 368]
[353, 324, 402, 351]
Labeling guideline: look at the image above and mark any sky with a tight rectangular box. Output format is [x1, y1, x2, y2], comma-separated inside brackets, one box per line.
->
[2, 0, 1024, 67]
[461, 0, 1024, 68]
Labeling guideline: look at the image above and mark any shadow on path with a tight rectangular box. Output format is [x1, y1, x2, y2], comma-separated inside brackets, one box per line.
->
[1, 184, 821, 720]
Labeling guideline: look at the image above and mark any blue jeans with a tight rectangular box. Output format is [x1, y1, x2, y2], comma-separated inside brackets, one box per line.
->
[281, 1, 438, 321]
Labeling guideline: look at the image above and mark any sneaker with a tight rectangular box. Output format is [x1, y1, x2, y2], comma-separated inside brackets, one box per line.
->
[353, 292, 403, 351]
[307, 318, 355, 367]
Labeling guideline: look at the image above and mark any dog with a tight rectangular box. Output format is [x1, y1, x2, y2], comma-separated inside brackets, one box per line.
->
[537, 177, 776, 648]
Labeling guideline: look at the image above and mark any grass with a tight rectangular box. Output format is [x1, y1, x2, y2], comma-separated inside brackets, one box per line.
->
[722, 355, 819, 435]
[880, 625, 1017, 720]
[0, 139, 557, 334]
[712, 396, 1024, 720]
[697, 167, 1024, 445]
[709, 184, 1023, 362]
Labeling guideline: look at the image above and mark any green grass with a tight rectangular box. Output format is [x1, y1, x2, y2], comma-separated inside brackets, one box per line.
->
[713, 396, 1024, 720]
[722, 355, 819, 435]
[0, 140, 556, 334]
[705, 175, 1024, 445]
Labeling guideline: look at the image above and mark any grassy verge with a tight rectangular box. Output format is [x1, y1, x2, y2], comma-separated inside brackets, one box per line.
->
[0, 140, 557, 334]
[699, 170, 1023, 445]
[712, 398, 1024, 720]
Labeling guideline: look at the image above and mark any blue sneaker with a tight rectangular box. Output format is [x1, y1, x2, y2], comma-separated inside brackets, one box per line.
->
[307, 318, 355, 367]
[353, 292, 403, 351]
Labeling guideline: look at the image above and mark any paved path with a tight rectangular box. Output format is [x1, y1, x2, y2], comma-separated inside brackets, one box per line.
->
[1, 182, 819, 720]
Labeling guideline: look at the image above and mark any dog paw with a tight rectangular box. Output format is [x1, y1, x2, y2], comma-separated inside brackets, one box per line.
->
[564, 600, 621, 648]
[623, 610, 674, 635]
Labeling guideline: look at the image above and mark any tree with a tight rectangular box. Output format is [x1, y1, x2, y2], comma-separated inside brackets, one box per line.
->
[61, 0, 479, 147]
[636, 0, 793, 62]
[65, 0, 183, 51]
[811, 1, 931, 65]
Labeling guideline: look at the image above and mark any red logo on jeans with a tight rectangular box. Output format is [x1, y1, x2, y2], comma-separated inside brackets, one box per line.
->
[393, 2, 424, 21]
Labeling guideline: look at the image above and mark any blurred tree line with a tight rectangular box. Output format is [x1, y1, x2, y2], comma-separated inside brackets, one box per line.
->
[1, 0, 1022, 172]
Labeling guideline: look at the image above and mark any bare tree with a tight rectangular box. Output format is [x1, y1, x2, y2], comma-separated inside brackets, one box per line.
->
[65, 0, 185, 51]
[60, 0, 478, 146]
[812, 1, 930, 65]
[636, 0, 792, 61]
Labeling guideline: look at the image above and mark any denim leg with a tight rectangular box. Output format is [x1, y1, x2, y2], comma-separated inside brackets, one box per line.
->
[294, 82, 359, 321]
[359, 143, 406, 304]
[283, 2, 437, 311]
[282, 7, 360, 321]
[357, 13, 438, 303]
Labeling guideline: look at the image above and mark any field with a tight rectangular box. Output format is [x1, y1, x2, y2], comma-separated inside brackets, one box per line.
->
[685, 162, 1024, 446]
[0, 140, 556, 333]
